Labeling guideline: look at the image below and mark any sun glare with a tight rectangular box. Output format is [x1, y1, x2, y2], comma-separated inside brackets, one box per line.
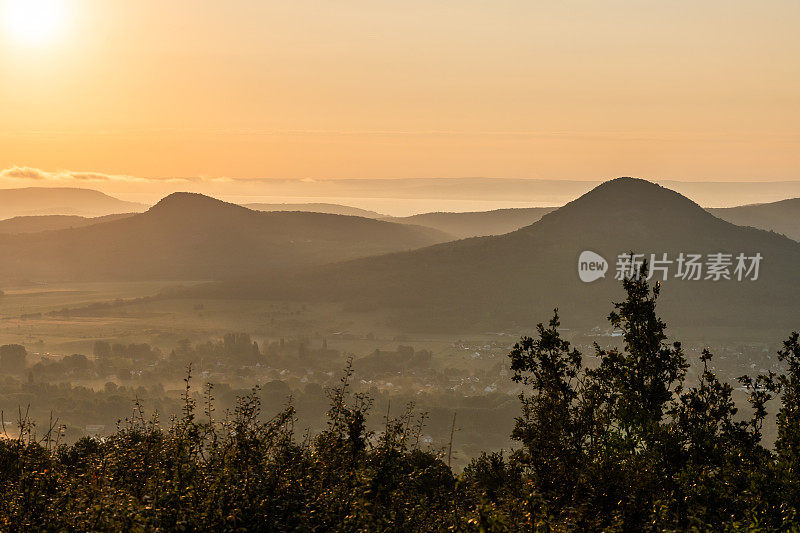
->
[2, 0, 67, 46]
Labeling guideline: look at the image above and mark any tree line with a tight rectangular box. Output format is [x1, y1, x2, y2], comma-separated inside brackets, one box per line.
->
[1, 270, 799, 530]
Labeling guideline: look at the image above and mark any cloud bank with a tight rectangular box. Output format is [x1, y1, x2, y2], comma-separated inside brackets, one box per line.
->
[0, 166, 152, 183]
[0, 166, 282, 187]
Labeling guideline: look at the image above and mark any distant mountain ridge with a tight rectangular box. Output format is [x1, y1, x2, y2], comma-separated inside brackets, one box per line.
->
[387, 207, 557, 238]
[0, 214, 135, 234]
[240, 195, 800, 242]
[237, 178, 800, 334]
[709, 198, 800, 242]
[244, 202, 384, 218]
[0, 192, 452, 283]
[0, 187, 146, 219]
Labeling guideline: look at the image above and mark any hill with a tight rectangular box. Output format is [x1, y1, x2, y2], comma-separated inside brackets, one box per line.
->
[0, 187, 146, 219]
[708, 198, 800, 242]
[0, 213, 135, 234]
[241, 178, 800, 334]
[0, 192, 452, 282]
[388, 207, 556, 238]
[244, 202, 384, 218]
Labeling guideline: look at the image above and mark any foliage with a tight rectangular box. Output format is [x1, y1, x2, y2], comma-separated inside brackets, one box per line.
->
[0, 345, 27, 375]
[502, 265, 800, 531]
[2, 270, 800, 530]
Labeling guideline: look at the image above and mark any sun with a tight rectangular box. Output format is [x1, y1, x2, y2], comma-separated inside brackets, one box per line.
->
[2, 0, 67, 46]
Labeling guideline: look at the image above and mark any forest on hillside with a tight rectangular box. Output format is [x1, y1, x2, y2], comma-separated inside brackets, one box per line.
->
[1, 270, 800, 531]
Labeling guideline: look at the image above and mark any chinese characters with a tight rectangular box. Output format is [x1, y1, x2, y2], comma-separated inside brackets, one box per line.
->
[614, 252, 762, 281]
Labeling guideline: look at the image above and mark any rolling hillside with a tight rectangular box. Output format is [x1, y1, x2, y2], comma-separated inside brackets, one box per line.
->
[387, 207, 557, 238]
[244, 203, 384, 218]
[244, 178, 800, 334]
[244, 203, 554, 238]
[0, 187, 146, 218]
[0, 214, 135, 234]
[0, 192, 452, 282]
[709, 199, 800, 242]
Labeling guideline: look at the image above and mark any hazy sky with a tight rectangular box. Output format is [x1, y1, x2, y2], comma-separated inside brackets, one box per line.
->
[1, 0, 798, 189]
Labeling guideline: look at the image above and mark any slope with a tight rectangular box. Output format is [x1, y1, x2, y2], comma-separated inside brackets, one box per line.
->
[709, 198, 800, 242]
[0, 187, 146, 218]
[0, 193, 452, 282]
[249, 178, 800, 333]
[388, 207, 557, 238]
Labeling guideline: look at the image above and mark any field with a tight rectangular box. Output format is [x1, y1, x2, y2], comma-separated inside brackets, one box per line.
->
[0, 282, 523, 465]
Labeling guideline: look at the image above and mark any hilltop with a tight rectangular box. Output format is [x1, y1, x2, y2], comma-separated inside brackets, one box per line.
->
[242, 178, 800, 333]
[0, 192, 452, 282]
[0, 187, 145, 218]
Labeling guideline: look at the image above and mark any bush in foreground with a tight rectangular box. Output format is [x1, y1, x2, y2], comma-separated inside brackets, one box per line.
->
[1, 269, 800, 531]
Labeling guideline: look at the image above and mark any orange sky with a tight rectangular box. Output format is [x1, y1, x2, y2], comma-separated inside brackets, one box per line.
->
[1, 0, 798, 188]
